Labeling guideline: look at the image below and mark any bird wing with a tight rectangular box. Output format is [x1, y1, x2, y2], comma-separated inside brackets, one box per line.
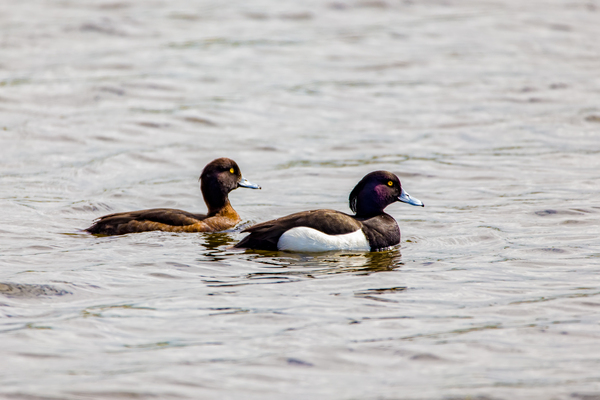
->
[87, 208, 207, 235]
[235, 209, 362, 250]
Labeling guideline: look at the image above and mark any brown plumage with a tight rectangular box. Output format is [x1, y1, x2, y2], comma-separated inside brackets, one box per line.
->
[86, 158, 260, 236]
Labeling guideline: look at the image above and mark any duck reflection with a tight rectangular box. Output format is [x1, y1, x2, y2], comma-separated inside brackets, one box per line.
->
[244, 247, 403, 279]
[359, 248, 403, 274]
[199, 232, 237, 262]
[200, 232, 236, 251]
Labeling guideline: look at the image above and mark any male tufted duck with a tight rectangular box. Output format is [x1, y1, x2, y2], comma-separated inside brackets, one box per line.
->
[86, 158, 260, 235]
[234, 170, 423, 252]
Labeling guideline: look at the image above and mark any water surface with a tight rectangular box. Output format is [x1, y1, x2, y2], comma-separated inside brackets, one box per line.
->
[1, 0, 600, 399]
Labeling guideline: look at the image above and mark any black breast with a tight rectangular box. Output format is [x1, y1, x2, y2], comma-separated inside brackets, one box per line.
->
[358, 213, 400, 251]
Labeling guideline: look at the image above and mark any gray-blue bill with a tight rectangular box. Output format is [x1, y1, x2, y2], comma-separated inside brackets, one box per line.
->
[238, 177, 261, 189]
[398, 189, 424, 207]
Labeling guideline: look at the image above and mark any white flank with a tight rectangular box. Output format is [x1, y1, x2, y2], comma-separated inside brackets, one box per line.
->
[277, 227, 370, 252]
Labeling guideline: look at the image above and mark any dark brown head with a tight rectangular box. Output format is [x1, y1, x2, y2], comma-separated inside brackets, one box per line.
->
[349, 171, 423, 217]
[200, 158, 260, 214]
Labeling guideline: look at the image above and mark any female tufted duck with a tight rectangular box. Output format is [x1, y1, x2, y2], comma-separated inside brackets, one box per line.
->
[234, 171, 423, 252]
[86, 158, 260, 235]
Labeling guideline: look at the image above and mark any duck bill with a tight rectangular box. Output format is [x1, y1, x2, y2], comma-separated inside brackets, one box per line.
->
[398, 189, 424, 207]
[238, 177, 261, 189]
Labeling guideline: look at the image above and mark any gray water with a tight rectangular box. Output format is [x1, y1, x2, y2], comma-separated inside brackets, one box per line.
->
[1, 0, 600, 399]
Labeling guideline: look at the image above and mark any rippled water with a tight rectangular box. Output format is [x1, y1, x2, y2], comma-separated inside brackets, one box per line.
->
[1, 0, 600, 399]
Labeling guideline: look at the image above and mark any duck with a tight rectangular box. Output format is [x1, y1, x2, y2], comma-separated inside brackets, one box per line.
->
[86, 157, 260, 235]
[234, 170, 423, 252]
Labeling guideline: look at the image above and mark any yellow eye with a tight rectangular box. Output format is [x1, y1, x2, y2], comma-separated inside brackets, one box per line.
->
[387, 181, 393, 187]
[230, 168, 235, 174]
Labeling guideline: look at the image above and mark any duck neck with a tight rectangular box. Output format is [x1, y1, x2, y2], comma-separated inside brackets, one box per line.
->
[353, 184, 389, 217]
[355, 208, 381, 219]
[216, 202, 240, 221]
[201, 180, 229, 216]
[354, 198, 385, 218]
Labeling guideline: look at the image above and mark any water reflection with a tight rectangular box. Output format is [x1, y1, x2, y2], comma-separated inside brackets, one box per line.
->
[243, 248, 403, 280]
[359, 249, 404, 274]
[197, 231, 404, 277]
[200, 232, 237, 251]
[199, 232, 237, 262]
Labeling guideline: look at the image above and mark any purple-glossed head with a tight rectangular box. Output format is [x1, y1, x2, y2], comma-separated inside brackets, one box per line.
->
[348, 171, 424, 217]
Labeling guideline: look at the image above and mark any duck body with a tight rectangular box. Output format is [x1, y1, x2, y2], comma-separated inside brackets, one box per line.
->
[237, 209, 400, 252]
[235, 171, 423, 252]
[86, 158, 259, 236]
[85, 205, 240, 235]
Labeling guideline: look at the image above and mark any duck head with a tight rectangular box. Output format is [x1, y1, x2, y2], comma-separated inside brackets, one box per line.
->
[200, 158, 260, 214]
[349, 170, 423, 217]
